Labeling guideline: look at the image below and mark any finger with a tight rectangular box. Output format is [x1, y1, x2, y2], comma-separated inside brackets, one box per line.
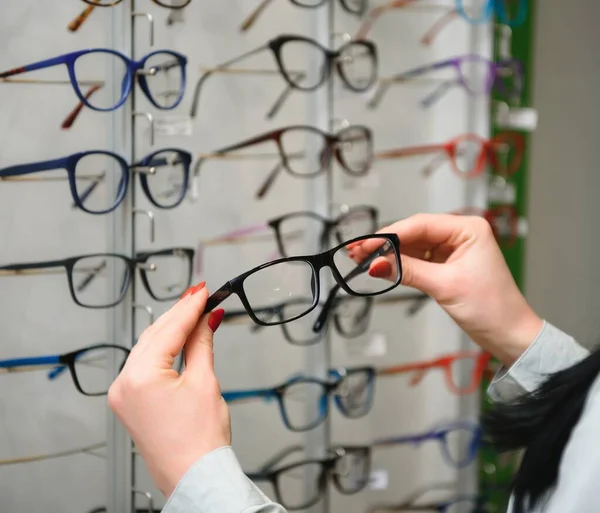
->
[184, 309, 222, 373]
[146, 286, 210, 361]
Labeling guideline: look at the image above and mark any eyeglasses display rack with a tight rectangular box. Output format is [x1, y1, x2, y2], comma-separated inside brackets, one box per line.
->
[0, 1, 509, 512]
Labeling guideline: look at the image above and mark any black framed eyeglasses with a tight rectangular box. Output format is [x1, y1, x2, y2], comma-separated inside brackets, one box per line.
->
[193, 125, 373, 200]
[0, 247, 194, 308]
[223, 292, 430, 345]
[246, 445, 371, 510]
[0, 344, 129, 396]
[203, 234, 402, 325]
[190, 34, 378, 119]
[222, 366, 375, 431]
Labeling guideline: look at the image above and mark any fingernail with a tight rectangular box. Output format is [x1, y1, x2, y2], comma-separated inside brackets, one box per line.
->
[208, 309, 225, 332]
[191, 281, 206, 295]
[180, 286, 194, 300]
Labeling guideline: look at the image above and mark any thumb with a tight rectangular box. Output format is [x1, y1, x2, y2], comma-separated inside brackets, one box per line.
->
[183, 308, 224, 372]
[398, 255, 444, 298]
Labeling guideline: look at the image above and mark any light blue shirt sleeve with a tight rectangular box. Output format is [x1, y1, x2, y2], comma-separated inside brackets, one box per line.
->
[488, 320, 589, 402]
[162, 446, 287, 513]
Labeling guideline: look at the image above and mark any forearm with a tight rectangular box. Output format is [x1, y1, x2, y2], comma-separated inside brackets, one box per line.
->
[163, 447, 287, 513]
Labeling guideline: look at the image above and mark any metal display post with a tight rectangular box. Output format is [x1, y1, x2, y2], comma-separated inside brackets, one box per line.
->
[106, 3, 134, 513]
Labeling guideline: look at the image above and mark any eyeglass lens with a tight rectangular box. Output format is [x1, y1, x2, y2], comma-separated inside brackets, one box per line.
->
[276, 462, 324, 510]
[449, 356, 477, 392]
[73, 152, 127, 213]
[142, 52, 185, 108]
[337, 42, 376, 91]
[442, 427, 477, 466]
[456, 0, 490, 21]
[280, 128, 329, 176]
[336, 126, 372, 175]
[457, 56, 494, 94]
[71, 255, 131, 307]
[142, 250, 191, 300]
[454, 137, 485, 175]
[335, 370, 372, 417]
[334, 296, 372, 336]
[281, 380, 327, 430]
[333, 449, 369, 493]
[143, 150, 188, 207]
[278, 39, 328, 90]
[73, 51, 128, 109]
[281, 299, 326, 344]
[72, 346, 128, 395]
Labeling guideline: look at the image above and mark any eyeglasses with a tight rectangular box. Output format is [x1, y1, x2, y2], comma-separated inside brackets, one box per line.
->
[373, 421, 482, 469]
[193, 125, 373, 199]
[203, 234, 402, 326]
[369, 483, 489, 513]
[0, 49, 187, 111]
[190, 35, 377, 119]
[247, 445, 371, 510]
[375, 132, 525, 178]
[0, 344, 129, 396]
[368, 55, 523, 109]
[68, 0, 192, 33]
[240, 0, 367, 32]
[0, 149, 192, 214]
[223, 366, 375, 431]
[0, 248, 194, 308]
[356, 0, 527, 44]
[377, 351, 491, 396]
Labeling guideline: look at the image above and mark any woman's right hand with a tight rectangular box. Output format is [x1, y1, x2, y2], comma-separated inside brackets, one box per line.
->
[349, 213, 543, 366]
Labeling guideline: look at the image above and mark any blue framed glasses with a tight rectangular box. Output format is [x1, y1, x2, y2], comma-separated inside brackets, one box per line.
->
[222, 366, 375, 432]
[458, 0, 527, 26]
[0, 48, 187, 111]
[373, 421, 482, 469]
[0, 148, 192, 214]
[0, 344, 129, 396]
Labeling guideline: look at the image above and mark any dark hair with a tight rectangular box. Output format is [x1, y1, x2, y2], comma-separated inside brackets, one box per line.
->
[484, 347, 600, 513]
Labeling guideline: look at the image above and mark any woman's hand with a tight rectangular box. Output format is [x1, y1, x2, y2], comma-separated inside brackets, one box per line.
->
[350, 213, 543, 366]
[108, 282, 230, 497]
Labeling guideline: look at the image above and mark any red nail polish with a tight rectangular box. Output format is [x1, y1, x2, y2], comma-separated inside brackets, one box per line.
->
[208, 309, 225, 332]
[180, 286, 194, 300]
[191, 281, 206, 295]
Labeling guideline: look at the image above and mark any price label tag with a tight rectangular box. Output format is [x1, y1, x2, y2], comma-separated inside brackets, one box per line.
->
[155, 115, 193, 137]
[369, 470, 389, 491]
[495, 105, 539, 132]
[488, 178, 516, 204]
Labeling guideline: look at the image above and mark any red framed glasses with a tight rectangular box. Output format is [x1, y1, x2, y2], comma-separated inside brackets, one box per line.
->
[377, 351, 492, 396]
[375, 131, 525, 178]
[453, 205, 521, 248]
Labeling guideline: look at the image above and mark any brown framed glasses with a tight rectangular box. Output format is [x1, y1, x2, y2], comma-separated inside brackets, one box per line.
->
[377, 351, 492, 396]
[375, 131, 524, 178]
[68, 0, 191, 33]
[193, 124, 373, 200]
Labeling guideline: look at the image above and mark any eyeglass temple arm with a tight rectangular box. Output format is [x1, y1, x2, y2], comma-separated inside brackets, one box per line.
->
[256, 162, 283, 199]
[257, 445, 304, 473]
[355, 0, 419, 41]
[266, 71, 307, 119]
[221, 387, 275, 403]
[203, 282, 234, 313]
[0, 258, 67, 274]
[68, 3, 96, 33]
[0, 54, 69, 79]
[420, 8, 459, 46]
[420, 79, 459, 108]
[61, 84, 104, 130]
[190, 44, 268, 119]
[239, 0, 276, 32]
[0, 355, 60, 372]
[0, 157, 67, 178]
[368, 60, 452, 109]
[372, 433, 424, 447]
[374, 144, 443, 162]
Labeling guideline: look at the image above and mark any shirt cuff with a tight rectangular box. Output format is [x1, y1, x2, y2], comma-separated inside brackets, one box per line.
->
[487, 320, 589, 403]
[162, 446, 274, 513]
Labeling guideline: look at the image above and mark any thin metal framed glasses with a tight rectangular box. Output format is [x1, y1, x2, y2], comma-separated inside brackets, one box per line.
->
[373, 421, 482, 469]
[223, 366, 375, 431]
[0, 49, 187, 111]
[368, 55, 523, 109]
[375, 132, 525, 178]
[240, 0, 367, 32]
[202, 234, 402, 326]
[69, 0, 192, 33]
[0, 148, 192, 214]
[377, 351, 492, 396]
[0, 247, 194, 308]
[189, 35, 377, 119]
[247, 445, 371, 510]
[355, 0, 527, 42]
[193, 124, 373, 200]
[0, 344, 129, 396]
